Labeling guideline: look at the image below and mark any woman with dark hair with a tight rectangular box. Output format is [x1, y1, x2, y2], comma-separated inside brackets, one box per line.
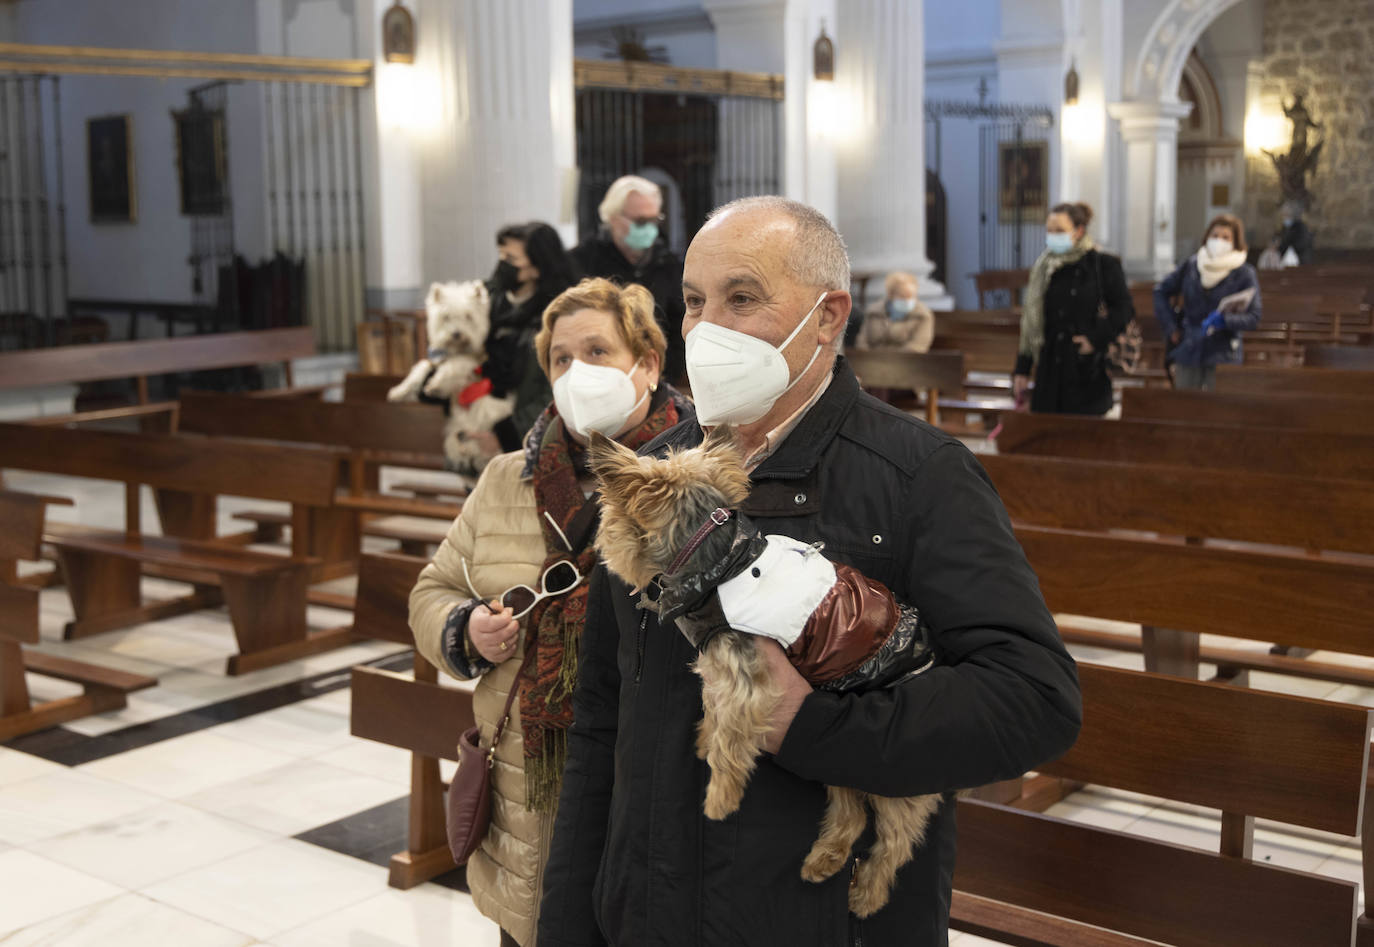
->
[1153, 213, 1263, 391]
[1013, 202, 1133, 415]
[485, 222, 580, 449]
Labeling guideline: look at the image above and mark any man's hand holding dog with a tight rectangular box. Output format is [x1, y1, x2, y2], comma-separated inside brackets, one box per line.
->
[758, 638, 812, 754]
[470, 600, 520, 663]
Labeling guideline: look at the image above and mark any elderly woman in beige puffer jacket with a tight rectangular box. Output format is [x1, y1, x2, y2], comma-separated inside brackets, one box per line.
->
[409, 277, 694, 947]
[856, 270, 935, 353]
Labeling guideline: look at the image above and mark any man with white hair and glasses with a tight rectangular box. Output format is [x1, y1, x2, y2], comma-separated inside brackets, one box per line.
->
[572, 174, 687, 383]
[540, 196, 1082, 947]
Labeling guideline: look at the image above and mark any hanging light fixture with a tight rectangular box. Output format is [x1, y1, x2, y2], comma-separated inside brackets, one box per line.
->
[813, 21, 834, 82]
[382, 0, 416, 64]
[1064, 58, 1079, 106]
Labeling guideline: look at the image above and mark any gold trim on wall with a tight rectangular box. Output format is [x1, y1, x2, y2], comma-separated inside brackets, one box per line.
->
[0, 43, 371, 86]
[574, 59, 783, 100]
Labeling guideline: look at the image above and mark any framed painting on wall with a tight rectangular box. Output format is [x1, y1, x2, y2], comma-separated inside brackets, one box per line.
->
[87, 114, 136, 223]
[172, 102, 227, 217]
[998, 140, 1048, 223]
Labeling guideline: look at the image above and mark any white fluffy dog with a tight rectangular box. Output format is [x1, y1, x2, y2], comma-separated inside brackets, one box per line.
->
[388, 280, 513, 475]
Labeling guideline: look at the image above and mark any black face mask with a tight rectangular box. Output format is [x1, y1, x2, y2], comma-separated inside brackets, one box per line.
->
[492, 259, 520, 292]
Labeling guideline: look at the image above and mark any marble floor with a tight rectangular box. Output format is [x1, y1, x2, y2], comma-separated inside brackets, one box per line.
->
[1, 468, 1368, 944]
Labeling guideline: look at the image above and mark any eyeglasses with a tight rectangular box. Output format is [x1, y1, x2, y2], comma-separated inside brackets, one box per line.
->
[464, 558, 584, 620]
[621, 213, 665, 227]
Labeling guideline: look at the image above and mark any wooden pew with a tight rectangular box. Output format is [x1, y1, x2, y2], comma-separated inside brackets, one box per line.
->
[342, 372, 406, 402]
[177, 391, 460, 554]
[0, 490, 157, 740]
[844, 349, 965, 425]
[973, 268, 1028, 309]
[953, 664, 1370, 947]
[1121, 387, 1374, 436]
[348, 551, 473, 889]
[994, 412, 1374, 482]
[1215, 365, 1374, 398]
[1307, 345, 1374, 370]
[0, 422, 358, 674]
[0, 326, 317, 406]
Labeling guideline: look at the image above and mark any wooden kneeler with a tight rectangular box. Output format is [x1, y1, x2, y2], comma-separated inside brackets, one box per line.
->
[348, 552, 475, 888]
[0, 491, 156, 741]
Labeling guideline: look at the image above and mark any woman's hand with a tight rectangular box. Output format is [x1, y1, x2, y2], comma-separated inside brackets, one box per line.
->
[1012, 373, 1031, 408]
[469, 600, 520, 663]
[1071, 335, 1094, 356]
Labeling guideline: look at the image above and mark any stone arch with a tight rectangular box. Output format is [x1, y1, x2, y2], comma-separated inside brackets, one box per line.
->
[1178, 51, 1224, 141]
[1130, 0, 1247, 103]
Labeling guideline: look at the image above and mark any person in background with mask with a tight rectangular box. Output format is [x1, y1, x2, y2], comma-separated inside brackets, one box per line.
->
[538, 197, 1081, 947]
[570, 175, 687, 384]
[485, 222, 581, 451]
[1277, 201, 1314, 266]
[1012, 201, 1133, 415]
[409, 276, 692, 947]
[855, 270, 936, 353]
[1153, 213, 1263, 391]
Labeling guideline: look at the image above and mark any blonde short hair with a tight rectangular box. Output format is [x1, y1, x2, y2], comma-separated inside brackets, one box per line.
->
[598, 175, 662, 224]
[883, 271, 918, 298]
[536, 277, 669, 377]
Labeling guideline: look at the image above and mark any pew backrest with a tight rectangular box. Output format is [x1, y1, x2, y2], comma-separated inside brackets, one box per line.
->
[0, 423, 343, 507]
[1216, 364, 1374, 398]
[843, 349, 965, 394]
[994, 412, 1374, 481]
[1122, 387, 1374, 436]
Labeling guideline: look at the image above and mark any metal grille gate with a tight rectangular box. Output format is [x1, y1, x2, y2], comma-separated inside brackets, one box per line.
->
[0, 75, 66, 350]
[574, 62, 783, 253]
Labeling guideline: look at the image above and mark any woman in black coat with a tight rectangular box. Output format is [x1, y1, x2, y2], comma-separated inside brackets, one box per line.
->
[484, 221, 580, 450]
[1012, 202, 1134, 415]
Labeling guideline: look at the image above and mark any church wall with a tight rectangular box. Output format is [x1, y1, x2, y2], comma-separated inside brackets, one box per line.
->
[1249, 0, 1374, 249]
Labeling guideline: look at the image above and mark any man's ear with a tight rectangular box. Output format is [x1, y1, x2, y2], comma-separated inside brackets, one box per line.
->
[816, 290, 853, 347]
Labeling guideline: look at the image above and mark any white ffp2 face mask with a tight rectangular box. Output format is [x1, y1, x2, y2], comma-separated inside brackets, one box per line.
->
[1205, 237, 1234, 258]
[684, 292, 828, 427]
[552, 359, 647, 438]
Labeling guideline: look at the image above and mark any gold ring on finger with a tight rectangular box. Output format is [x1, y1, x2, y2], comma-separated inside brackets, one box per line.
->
[499, 640, 509, 651]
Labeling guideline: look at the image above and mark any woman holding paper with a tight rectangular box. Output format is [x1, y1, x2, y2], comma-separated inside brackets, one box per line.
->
[1153, 214, 1263, 391]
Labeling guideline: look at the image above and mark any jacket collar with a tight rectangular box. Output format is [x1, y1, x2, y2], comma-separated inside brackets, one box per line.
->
[750, 355, 857, 481]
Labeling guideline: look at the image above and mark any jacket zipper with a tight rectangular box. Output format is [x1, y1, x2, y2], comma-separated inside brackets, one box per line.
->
[849, 858, 864, 947]
[634, 610, 648, 683]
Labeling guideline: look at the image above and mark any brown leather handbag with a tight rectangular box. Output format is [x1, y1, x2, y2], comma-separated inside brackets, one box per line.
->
[446, 643, 532, 865]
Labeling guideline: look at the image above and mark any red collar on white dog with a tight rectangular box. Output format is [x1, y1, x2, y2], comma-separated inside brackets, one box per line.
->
[664, 508, 733, 577]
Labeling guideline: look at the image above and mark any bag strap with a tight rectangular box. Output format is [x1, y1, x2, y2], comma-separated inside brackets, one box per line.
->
[486, 642, 537, 767]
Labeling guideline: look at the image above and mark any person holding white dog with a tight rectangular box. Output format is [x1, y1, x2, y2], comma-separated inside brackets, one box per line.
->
[539, 197, 1081, 947]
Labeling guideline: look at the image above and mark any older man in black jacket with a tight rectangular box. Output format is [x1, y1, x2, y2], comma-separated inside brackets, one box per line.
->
[539, 196, 1081, 947]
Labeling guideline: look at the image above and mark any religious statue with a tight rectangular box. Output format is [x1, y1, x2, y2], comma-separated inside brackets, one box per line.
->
[1262, 92, 1324, 209]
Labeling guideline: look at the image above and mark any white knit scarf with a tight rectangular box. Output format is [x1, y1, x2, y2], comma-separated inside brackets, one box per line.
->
[1196, 244, 1247, 289]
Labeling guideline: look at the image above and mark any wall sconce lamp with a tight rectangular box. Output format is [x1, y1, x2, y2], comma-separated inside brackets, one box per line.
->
[382, 1, 416, 64]
[813, 21, 834, 81]
[1064, 59, 1079, 106]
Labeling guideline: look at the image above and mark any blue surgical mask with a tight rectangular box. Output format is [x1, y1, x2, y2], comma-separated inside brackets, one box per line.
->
[624, 221, 659, 252]
[1046, 232, 1074, 255]
[887, 298, 917, 321]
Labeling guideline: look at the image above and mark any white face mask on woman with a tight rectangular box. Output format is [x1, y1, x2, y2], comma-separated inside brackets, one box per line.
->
[1205, 237, 1234, 258]
[684, 292, 828, 427]
[552, 358, 647, 438]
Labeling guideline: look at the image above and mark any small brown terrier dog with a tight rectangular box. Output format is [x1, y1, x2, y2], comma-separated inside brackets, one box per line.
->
[588, 428, 940, 918]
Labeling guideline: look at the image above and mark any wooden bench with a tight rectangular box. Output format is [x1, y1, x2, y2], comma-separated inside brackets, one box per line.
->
[973, 268, 1028, 309]
[1121, 387, 1374, 436]
[1216, 365, 1374, 398]
[0, 422, 358, 674]
[348, 552, 473, 889]
[0, 490, 158, 740]
[1307, 345, 1374, 370]
[342, 372, 407, 402]
[844, 349, 965, 425]
[0, 326, 317, 406]
[953, 663, 1371, 947]
[994, 412, 1374, 481]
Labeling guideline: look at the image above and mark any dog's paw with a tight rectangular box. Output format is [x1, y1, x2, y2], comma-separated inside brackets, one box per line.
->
[703, 780, 744, 820]
[800, 846, 848, 884]
[847, 865, 892, 918]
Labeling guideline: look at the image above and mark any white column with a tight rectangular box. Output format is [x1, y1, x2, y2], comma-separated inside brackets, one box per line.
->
[833, 0, 950, 307]
[413, 0, 575, 286]
[1107, 100, 1192, 280]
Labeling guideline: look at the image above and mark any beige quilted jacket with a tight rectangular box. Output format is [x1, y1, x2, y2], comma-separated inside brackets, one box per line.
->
[410, 450, 554, 947]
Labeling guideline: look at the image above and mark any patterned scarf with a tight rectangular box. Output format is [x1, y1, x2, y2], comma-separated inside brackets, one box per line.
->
[521, 387, 684, 811]
[1019, 236, 1096, 362]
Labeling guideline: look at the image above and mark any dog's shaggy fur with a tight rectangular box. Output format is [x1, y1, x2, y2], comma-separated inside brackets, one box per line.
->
[589, 428, 939, 918]
[388, 280, 513, 475]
